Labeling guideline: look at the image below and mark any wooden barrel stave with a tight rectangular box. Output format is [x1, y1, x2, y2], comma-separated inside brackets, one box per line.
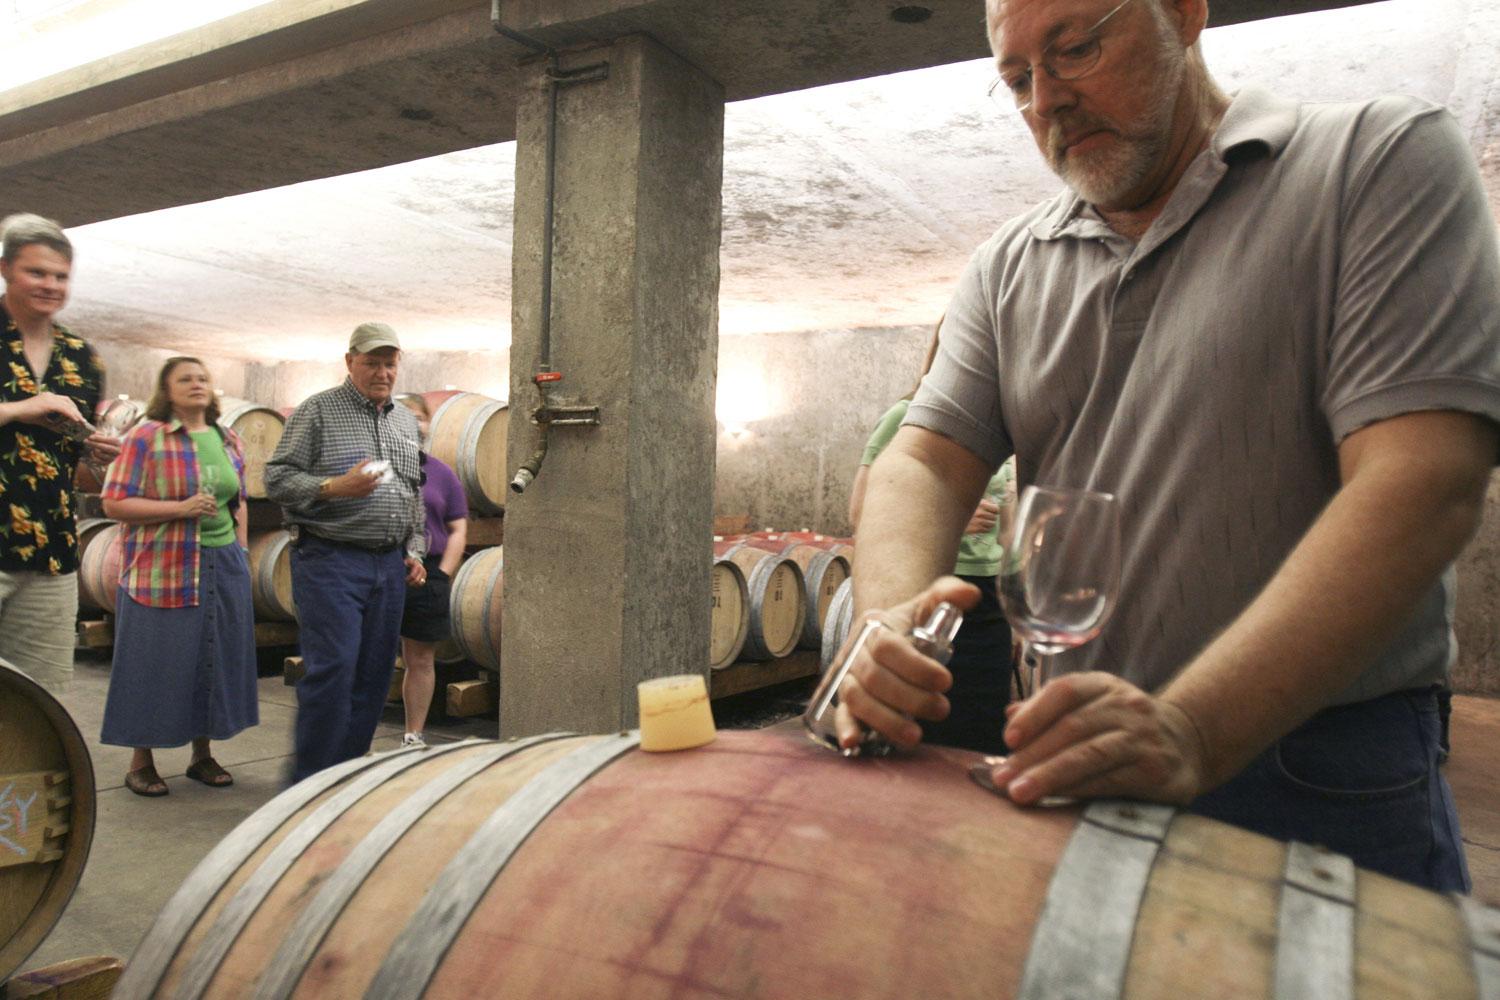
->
[216, 397, 285, 500]
[76, 519, 122, 613]
[0, 659, 96, 982]
[714, 541, 806, 661]
[708, 558, 750, 669]
[247, 530, 296, 621]
[449, 546, 503, 671]
[120, 726, 1492, 999]
[820, 577, 855, 673]
[428, 392, 509, 517]
[160, 737, 592, 999]
[777, 543, 849, 649]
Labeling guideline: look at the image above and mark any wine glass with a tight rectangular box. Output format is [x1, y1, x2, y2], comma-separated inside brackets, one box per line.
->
[997, 485, 1121, 697]
[198, 464, 219, 504]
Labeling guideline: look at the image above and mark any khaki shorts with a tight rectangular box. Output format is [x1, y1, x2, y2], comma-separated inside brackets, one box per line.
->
[0, 569, 79, 694]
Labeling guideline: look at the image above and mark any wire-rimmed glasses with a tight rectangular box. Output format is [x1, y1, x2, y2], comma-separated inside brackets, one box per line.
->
[987, 0, 1137, 113]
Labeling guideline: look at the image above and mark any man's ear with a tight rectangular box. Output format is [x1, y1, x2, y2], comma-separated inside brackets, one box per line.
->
[1168, 0, 1210, 48]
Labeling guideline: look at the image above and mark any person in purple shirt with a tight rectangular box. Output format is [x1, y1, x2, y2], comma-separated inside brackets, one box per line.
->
[396, 395, 468, 747]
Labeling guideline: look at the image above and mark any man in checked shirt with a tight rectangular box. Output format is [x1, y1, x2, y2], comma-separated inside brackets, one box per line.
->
[267, 322, 427, 782]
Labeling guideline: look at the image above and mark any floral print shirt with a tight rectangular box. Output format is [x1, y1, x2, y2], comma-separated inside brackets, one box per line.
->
[0, 302, 104, 574]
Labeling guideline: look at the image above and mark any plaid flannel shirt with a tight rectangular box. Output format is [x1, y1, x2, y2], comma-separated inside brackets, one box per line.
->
[265, 379, 425, 558]
[101, 418, 247, 608]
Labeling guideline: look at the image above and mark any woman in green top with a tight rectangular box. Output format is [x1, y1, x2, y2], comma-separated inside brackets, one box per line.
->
[848, 329, 1016, 754]
[101, 358, 259, 796]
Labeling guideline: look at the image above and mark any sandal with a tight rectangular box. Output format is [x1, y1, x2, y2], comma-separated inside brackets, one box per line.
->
[125, 766, 168, 797]
[186, 757, 233, 787]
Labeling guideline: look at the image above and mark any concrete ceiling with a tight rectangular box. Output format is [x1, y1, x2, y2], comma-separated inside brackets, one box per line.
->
[5, 0, 1500, 362]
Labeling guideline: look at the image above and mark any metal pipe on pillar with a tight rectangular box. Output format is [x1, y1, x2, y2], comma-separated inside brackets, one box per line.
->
[492, 5, 604, 496]
[499, 22, 725, 737]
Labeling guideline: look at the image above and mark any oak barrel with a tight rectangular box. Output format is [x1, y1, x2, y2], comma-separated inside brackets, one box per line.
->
[742, 536, 849, 649]
[115, 726, 1497, 999]
[427, 392, 509, 516]
[820, 576, 856, 673]
[769, 529, 856, 566]
[448, 545, 503, 671]
[708, 557, 750, 669]
[216, 397, 285, 499]
[713, 539, 806, 660]
[0, 658, 96, 982]
[76, 518, 122, 613]
[247, 530, 296, 622]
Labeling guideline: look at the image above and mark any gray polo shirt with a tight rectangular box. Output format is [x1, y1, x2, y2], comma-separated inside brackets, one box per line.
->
[265, 378, 426, 558]
[909, 88, 1500, 703]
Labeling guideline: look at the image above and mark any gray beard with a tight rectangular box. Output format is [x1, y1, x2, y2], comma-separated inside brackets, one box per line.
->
[1049, 32, 1186, 208]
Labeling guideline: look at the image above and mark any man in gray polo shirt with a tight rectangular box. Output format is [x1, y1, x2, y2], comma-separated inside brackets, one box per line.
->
[837, 0, 1500, 891]
[267, 322, 427, 782]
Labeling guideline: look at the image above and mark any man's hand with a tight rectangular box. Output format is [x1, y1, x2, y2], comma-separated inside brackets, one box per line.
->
[964, 497, 1000, 535]
[85, 433, 121, 464]
[983, 673, 1209, 806]
[404, 557, 427, 587]
[831, 576, 981, 751]
[15, 392, 85, 428]
[326, 461, 381, 499]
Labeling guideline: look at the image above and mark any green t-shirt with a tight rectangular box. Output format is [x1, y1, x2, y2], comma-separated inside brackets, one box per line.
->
[189, 429, 238, 548]
[860, 399, 1015, 577]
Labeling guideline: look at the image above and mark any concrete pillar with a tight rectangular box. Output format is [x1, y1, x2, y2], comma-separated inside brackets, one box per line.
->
[502, 34, 724, 736]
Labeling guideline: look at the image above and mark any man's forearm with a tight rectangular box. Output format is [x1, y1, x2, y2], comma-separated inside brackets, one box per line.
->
[1164, 433, 1491, 788]
[852, 428, 991, 615]
[263, 463, 323, 509]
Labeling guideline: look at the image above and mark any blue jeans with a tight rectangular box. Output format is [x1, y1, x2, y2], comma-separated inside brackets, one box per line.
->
[1188, 686, 1470, 892]
[290, 536, 406, 782]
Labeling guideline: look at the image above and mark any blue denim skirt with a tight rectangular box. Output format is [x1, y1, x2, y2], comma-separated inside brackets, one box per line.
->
[100, 542, 259, 748]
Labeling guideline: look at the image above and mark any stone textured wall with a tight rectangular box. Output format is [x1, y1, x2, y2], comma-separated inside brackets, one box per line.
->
[1455, 473, 1500, 696]
[91, 325, 1500, 695]
[91, 344, 509, 413]
[713, 324, 930, 537]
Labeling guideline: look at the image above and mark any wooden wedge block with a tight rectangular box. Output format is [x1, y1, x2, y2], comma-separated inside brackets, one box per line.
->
[75, 620, 113, 649]
[4, 955, 124, 999]
[446, 676, 497, 718]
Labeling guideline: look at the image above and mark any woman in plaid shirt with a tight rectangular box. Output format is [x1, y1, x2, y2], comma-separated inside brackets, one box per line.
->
[100, 357, 259, 797]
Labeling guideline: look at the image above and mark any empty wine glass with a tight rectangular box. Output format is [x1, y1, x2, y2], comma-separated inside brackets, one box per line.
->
[198, 464, 219, 501]
[997, 485, 1121, 697]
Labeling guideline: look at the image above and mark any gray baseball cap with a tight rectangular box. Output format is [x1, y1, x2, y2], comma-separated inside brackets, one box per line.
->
[349, 321, 401, 353]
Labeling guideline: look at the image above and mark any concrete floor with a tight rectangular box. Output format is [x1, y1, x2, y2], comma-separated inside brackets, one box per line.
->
[16, 658, 1500, 979]
[21, 652, 494, 972]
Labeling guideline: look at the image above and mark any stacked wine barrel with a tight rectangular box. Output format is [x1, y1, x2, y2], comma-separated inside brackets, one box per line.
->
[76, 518, 122, 614]
[423, 391, 510, 517]
[215, 395, 285, 499]
[0, 658, 96, 982]
[711, 530, 855, 674]
[246, 529, 296, 621]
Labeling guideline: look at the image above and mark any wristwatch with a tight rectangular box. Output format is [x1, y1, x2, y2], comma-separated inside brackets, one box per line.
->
[317, 477, 334, 500]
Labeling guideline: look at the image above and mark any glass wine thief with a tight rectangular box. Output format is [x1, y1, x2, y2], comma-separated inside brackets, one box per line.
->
[802, 600, 963, 756]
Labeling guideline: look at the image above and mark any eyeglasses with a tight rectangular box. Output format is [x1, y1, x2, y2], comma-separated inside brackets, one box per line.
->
[988, 0, 1137, 113]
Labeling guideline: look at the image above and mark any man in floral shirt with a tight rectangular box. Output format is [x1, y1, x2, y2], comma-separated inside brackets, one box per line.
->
[0, 214, 118, 692]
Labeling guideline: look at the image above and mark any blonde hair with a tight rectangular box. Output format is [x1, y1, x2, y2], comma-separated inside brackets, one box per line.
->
[1, 213, 71, 263]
